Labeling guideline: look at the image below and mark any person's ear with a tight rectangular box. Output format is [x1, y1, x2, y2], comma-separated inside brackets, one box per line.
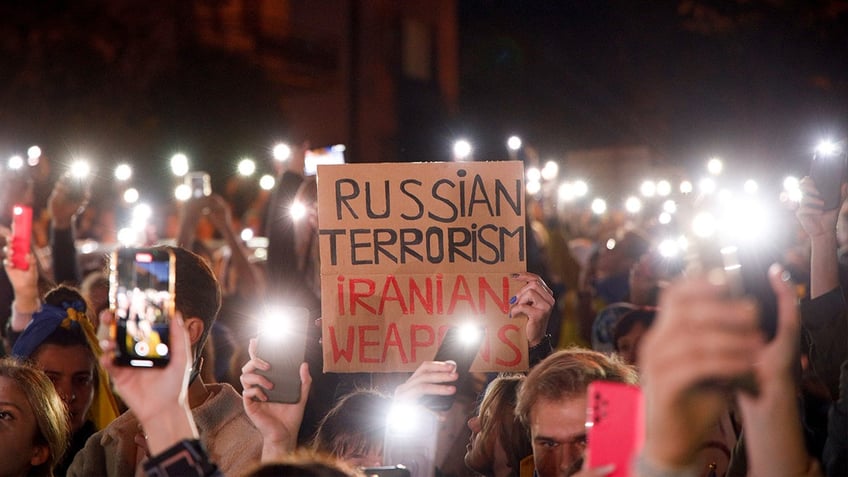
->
[183, 316, 206, 347]
[30, 444, 49, 468]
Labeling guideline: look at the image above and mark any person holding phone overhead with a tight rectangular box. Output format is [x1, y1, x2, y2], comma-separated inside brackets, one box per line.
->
[67, 246, 262, 477]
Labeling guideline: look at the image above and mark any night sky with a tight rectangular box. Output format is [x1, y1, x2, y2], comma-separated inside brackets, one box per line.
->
[0, 1, 846, 195]
[458, 0, 848, 180]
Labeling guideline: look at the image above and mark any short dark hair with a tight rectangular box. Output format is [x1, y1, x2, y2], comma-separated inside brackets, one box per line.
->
[169, 246, 222, 358]
[612, 308, 657, 352]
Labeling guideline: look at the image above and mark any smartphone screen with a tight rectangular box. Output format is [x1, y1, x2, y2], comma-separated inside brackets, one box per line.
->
[110, 248, 175, 368]
[810, 146, 847, 210]
[304, 144, 345, 176]
[253, 306, 310, 403]
[419, 324, 483, 411]
[585, 381, 644, 476]
[10, 204, 32, 270]
[185, 171, 212, 199]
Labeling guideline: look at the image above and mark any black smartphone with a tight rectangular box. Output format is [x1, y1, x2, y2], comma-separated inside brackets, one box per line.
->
[110, 247, 175, 368]
[253, 306, 310, 403]
[362, 466, 411, 477]
[810, 143, 847, 210]
[418, 324, 483, 411]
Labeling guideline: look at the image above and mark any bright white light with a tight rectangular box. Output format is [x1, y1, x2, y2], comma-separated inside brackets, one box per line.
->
[526, 167, 542, 182]
[70, 160, 90, 179]
[558, 182, 575, 202]
[699, 177, 716, 195]
[238, 158, 256, 176]
[507, 136, 522, 151]
[453, 139, 472, 160]
[573, 180, 589, 197]
[458, 323, 482, 345]
[117, 228, 138, 247]
[290, 201, 307, 221]
[662, 200, 677, 214]
[114, 164, 133, 181]
[27, 146, 41, 160]
[783, 176, 800, 192]
[658, 212, 672, 224]
[174, 184, 192, 201]
[723, 200, 769, 242]
[133, 203, 152, 223]
[816, 139, 840, 156]
[692, 211, 717, 238]
[640, 180, 657, 198]
[386, 402, 423, 434]
[526, 180, 542, 195]
[240, 228, 254, 241]
[707, 157, 724, 175]
[787, 188, 803, 203]
[744, 179, 758, 194]
[656, 180, 672, 197]
[541, 161, 559, 181]
[680, 180, 693, 194]
[606, 238, 617, 250]
[171, 153, 189, 176]
[718, 189, 733, 202]
[8, 155, 23, 170]
[591, 198, 607, 215]
[658, 238, 679, 258]
[624, 196, 642, 214]
[677, 235, 689, 251]
[123, 188, 139, 204]
[260, 174, 275, 190]
[272, 143, 291, 162]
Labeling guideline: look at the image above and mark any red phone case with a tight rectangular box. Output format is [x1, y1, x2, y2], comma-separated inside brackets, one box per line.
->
[586, 381, 644, 476]
[11, 205, 33, 270]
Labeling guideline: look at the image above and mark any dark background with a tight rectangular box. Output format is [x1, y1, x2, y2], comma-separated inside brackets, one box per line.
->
[0, 1, 846, 196]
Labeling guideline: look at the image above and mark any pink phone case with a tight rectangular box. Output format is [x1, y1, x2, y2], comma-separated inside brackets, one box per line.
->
[586, 381, 644, 476]
[11, 205, 33, 270]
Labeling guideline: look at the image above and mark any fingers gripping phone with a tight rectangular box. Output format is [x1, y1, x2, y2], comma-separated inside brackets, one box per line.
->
[110, 248, 175, 368]
[585, 381, 644, 476]
[810, 142, 847, 210]
[419, 324, 484, 411]
[253, 306, 310, 403]
[10, 204, 33, 270]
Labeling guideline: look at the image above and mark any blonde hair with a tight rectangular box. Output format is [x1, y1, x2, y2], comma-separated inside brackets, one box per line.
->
[0, 357, 70, 477]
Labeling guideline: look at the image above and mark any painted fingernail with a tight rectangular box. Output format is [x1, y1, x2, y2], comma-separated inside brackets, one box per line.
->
[510, 273, 519, 278]
[509, 295, 517, 304]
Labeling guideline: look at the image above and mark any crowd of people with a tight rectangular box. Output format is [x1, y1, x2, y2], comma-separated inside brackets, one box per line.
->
[0, 142, 845, 477]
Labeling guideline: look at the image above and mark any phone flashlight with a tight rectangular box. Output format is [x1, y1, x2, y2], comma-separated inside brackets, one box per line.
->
[254, 306, 309, 403]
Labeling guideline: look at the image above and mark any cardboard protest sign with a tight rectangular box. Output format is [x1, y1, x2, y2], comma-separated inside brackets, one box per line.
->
[317, 161, 527, 372]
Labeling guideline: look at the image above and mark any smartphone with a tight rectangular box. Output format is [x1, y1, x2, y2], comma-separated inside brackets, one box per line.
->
[419, 324, 484, 411]
[10, 204, 32, 270]
[362, 466, 411, 477]
[253, 306, 310, 403]
[304, 144, 345, 176]
[585, 381, 644, 476]
[810, 144, 847, 210]
[110, 247, 176, 368]
[185, 171, 212, 199]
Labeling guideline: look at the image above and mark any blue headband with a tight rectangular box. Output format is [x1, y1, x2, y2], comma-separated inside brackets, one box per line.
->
[12, 300, 88, 359]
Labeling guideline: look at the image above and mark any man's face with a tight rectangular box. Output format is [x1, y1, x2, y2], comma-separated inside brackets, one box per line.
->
[528, 395, 587, 477]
